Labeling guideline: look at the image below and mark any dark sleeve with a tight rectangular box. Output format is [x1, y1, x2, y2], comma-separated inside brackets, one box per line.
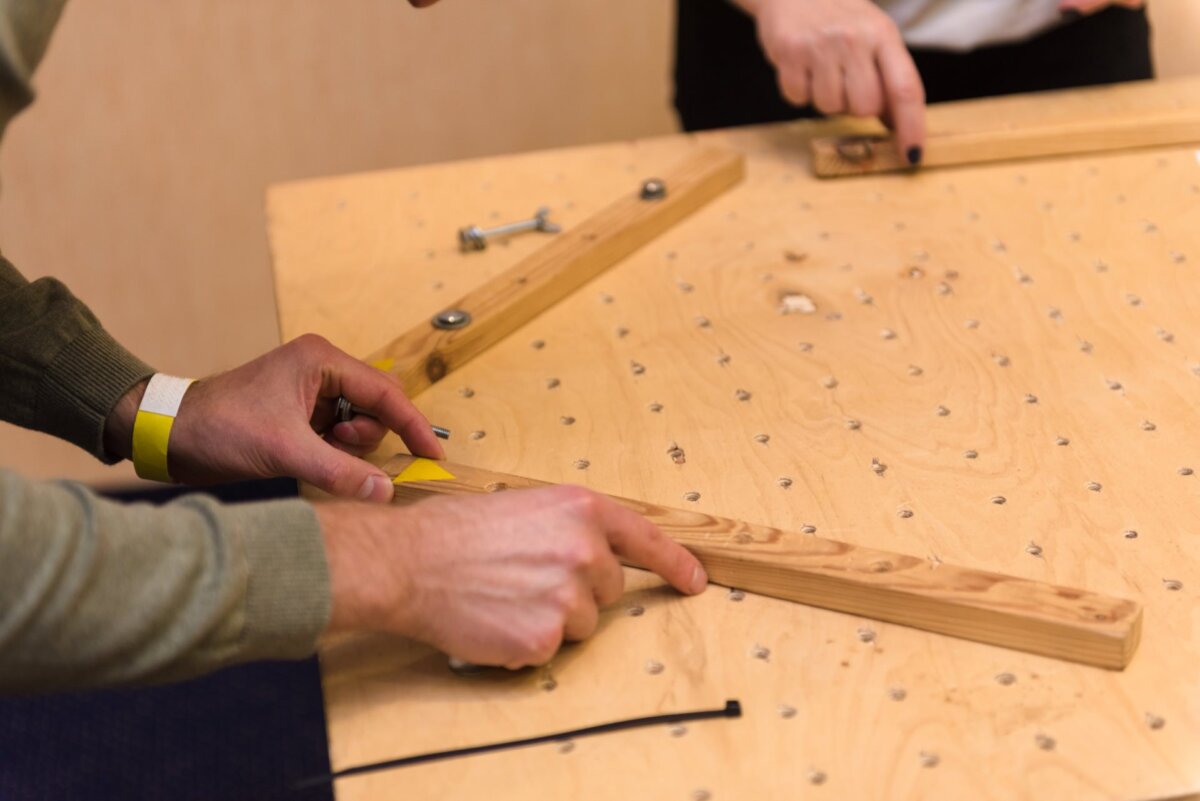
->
[0, 0, 70, 140]
[0, 255, 155, 462]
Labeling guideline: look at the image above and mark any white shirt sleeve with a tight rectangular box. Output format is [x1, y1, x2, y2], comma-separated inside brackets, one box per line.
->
[876, 0, 1067, 52]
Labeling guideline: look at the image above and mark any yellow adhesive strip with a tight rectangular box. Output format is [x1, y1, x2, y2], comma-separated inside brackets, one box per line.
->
[370, 358, 395, 372]
[393, 458, 456, 484]
[132, 410, 175, 483]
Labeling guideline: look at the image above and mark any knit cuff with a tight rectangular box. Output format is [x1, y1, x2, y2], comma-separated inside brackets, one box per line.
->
[35, 326, 155, 464]
[231, 499, 332, 661]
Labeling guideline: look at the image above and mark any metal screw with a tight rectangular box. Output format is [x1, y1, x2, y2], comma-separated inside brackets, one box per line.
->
[640, 178, 667, 200]
[334, 396, 450, 439]
[432, 308, 472, 330]
[458, 207, 560, 251]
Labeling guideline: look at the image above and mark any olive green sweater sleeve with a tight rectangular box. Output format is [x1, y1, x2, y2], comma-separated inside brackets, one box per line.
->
[0, 255, 155, 461]
[0, 469, 332, 694]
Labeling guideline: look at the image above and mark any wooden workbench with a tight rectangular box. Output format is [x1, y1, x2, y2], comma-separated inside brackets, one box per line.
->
[267, 78, 1200, 800]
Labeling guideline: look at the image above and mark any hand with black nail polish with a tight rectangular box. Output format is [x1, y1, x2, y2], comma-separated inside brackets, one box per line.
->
[734, 0, 927, 165]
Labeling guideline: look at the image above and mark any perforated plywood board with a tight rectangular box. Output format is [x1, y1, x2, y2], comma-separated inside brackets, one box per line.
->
[268, 78, 1200, 800]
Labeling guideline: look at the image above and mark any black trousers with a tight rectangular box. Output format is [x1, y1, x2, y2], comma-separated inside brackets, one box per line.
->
[674, 2, 1154, 132]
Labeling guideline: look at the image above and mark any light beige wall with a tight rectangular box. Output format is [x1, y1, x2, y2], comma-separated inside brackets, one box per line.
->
[1, 0, 1196, 484]
[0, 0, 676, 483]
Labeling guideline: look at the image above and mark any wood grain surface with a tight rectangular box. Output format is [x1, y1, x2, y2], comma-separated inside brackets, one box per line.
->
[386, 454, 1142, 669]
[269, 77, 1200, 801]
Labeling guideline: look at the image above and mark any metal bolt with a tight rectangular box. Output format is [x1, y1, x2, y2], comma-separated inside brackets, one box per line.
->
[640, 178, 667, 200]
[458, 207, 560, 251]
[432, 308, 472, 330]
[335, 396, 450, 439]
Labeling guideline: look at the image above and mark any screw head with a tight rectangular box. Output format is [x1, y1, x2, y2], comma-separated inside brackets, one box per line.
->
[432, 308, 472, 330]
[640, 178, 667, 200]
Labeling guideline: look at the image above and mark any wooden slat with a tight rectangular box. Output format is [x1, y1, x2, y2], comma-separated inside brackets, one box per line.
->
[365, 148, 745, 395]
[384, 455, 1143, 670]
[810, 109, 1200, 177]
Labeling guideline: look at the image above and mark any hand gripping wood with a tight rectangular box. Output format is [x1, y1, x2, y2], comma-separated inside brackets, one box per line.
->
[385, 454, 1143, 670]
[366, 148, 745, 396]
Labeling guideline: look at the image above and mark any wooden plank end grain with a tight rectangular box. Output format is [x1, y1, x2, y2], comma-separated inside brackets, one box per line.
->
[383, 455, 1143, 670]
[365, 148, 745, 396]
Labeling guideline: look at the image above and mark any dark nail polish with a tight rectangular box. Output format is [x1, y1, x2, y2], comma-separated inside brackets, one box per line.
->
[906, 146, 922, 166]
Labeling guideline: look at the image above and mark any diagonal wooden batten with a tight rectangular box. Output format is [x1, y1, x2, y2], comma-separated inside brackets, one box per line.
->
[810, 109, 1200, 177]
[384, 454, 1143, 670]
[365, 148, 745, 396]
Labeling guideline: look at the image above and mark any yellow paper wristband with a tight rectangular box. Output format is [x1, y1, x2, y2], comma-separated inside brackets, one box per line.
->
[132, 373, 194, 482]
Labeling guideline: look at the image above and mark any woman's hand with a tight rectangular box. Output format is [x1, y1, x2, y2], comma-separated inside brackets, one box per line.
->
[743, 0, 927, 163]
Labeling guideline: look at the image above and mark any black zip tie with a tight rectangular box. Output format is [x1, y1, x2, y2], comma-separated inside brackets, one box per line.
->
[294, 699, 741, 791]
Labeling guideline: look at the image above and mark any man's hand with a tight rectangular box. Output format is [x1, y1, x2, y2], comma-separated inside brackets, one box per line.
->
[318, 486, 708, 668]
[106, 334, 443, 500]
[739, 0, 926, 164]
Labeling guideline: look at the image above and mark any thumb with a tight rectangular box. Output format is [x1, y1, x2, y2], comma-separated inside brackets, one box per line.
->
[283, 433, 395, 502]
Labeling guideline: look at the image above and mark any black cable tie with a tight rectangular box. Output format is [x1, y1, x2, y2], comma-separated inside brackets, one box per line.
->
[294, 699, 741, 791]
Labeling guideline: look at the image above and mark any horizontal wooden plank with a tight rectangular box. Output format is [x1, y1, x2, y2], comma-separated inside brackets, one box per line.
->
[810, 109, 1200, 177]
[384, 455, 1143, 670]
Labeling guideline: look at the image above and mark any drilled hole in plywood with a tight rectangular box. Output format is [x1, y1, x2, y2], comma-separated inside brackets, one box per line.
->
[777, 477, 793, 489]
[683, 491, 701, 502]
[648, 402, 663, 413]
[1086, 481, 1102, 492]
[573, 459, 590, 470]
[645, 659, 664, 675]
[1163, 579, 1183, 591]
[560, 416, 576, 426]
[1146, 713, 1166, 730]
[630, 362, 646, 376]
[1178, 467, 1194, 476]
[615, 326, 630, 339]
[888, 687, 907, 701]
[531, 339, 546, 350]
[754, 433, 770, 444]
[458, 387, 476, 398]
[908, 365, 924, 377]
[469, 430, 486, 440]
[735, 388, 752, 401]
[870, 458, 887, 476]
[546, 377, 560, 389]
[845, 419, 862, 430]
[486, 482, 508, 492]
[801, 524, 817, 534]
[695, 315, 712, 328]
[821, 376, 839, 389]
[728, 588, 745, 602]
[1034, 734, 1056, 751]
[667, 443, 686, 465]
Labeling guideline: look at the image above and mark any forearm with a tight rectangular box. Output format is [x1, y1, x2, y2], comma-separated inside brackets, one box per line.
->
[0, 469, 331, 694]
[0, 255, 154, 462]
